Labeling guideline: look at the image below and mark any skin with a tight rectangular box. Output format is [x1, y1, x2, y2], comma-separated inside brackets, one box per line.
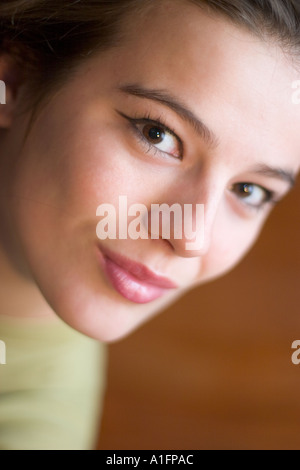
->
[0, 0, 299, 342]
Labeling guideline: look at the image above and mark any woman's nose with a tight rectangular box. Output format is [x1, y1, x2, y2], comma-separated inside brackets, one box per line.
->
[147, 187, 222, 258]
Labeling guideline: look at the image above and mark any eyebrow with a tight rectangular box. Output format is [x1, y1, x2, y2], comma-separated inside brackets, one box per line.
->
[118, 83, 219, 148]
[250, 164, 296, 188]
[118, 83, 296, 188]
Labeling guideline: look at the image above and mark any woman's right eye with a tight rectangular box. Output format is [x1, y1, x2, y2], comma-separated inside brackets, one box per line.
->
[135, 121, 182, 159]
[118, 112, 183, 160]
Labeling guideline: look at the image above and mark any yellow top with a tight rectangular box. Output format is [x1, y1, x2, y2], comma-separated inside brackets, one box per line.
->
[0, 314, 107, 450]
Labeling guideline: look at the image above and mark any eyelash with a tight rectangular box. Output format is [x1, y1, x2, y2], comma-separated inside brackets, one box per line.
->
[258, 190, 277, 206]
[118, 110, 281, 212]
[118, 111, 184, 160]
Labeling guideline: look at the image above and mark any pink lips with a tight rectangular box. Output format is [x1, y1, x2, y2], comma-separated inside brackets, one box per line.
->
[99, 246, 178, 304]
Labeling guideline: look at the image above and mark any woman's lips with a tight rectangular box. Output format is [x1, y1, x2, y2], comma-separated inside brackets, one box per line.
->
[98, 246, 178, 304]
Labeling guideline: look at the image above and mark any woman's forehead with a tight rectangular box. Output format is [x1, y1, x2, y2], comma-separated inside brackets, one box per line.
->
[87, 2, 300, 174]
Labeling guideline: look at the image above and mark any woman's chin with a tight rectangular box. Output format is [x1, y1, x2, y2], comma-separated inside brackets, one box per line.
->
[45, 278, 181, 343]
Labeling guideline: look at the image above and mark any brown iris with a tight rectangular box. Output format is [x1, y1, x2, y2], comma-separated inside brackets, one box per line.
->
[143, 124, 165, 144]
[234, 183, 255, 198]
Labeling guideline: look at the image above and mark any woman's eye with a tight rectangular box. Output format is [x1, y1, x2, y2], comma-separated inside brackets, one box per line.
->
[118, 111, 183, 159]
[135, 122, 182, 159]
[230, 183, 275, 209]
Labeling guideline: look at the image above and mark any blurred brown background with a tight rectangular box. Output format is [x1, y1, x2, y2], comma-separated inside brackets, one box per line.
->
[97, 182, 300, 451]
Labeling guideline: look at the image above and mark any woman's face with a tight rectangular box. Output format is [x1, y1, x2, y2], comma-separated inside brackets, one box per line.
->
[1, 1, 299, 341]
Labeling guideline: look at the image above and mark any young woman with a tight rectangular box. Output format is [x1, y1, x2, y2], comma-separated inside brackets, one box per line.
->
[0, 0, 299, 450]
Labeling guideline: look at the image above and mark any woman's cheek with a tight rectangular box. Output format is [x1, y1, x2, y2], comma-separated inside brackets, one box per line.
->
[201, 218, 263, 282]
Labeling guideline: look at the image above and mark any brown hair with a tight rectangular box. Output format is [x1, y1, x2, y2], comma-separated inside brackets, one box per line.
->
[198, 0, 300, 50]
[1, 0, 300, 104]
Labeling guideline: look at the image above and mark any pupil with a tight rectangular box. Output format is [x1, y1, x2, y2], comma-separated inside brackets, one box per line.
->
[241, 183, 253, 196]
[243, 184, 253, 194]
[146, 125, 164, 142]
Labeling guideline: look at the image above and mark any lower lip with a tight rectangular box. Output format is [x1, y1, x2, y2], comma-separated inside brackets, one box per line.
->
[102, 256, 172, 304]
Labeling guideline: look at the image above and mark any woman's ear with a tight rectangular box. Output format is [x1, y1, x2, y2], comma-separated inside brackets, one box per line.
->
[0, 54, 22, 129]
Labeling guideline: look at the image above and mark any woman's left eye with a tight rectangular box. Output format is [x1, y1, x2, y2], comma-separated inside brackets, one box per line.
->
[230, 182, 275, 209]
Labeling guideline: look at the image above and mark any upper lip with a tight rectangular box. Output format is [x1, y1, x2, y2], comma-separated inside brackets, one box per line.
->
[100, 245, 178, 289]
